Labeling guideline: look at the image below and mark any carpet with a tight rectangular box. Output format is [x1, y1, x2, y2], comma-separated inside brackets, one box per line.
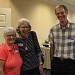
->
[43, 68, 50, 75]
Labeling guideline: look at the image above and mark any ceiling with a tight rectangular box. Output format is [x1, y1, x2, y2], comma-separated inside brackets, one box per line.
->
[42, 0, 75, 10]
[60, 0, 75, 6]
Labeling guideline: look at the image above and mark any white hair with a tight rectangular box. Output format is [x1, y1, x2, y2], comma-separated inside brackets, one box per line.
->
[17, 18, 30, 28]
[16, 18, 31, 34]
[3, 27, 16, 37]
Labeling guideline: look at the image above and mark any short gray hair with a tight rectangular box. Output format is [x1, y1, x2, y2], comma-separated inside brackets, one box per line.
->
[16, 18, 31, 34]
[55, 5, 68, 14]
[3, 27, 16, 37]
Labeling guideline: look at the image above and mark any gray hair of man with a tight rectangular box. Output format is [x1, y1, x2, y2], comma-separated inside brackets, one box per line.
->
[55, 5, 68, 14]
[3, 27, 16, 37]
[16, 18, 31, 34]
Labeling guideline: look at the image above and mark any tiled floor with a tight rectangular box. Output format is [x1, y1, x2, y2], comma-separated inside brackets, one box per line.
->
[43, 68, 50, 75]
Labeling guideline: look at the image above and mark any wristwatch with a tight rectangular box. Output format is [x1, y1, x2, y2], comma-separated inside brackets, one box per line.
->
[39, 62, 43, 65]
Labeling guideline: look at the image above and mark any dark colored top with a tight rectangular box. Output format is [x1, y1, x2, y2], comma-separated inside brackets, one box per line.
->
[15, 31, 42, 70]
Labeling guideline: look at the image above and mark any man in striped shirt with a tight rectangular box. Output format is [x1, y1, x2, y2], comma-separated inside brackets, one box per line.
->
[49, 5, 75, 75]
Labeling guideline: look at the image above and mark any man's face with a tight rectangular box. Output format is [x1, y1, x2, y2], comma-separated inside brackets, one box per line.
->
[55, 7, 68, 23]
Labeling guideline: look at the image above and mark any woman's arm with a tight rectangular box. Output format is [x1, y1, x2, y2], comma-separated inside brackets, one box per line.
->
[31, 31, 43, 74]
[38, 56, 43, 75]
[0, 60, 5, 75]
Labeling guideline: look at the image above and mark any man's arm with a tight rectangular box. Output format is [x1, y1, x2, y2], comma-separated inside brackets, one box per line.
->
[50, 43, 54, 61]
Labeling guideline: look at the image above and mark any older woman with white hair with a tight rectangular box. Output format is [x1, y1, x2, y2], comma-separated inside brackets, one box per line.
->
[15, 18, 43, 75]
[0, 27, 22, 75]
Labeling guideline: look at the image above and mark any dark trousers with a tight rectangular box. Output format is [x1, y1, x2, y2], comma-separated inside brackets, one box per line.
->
[20, 67, 40, 75]
[51, 57, 75, 75]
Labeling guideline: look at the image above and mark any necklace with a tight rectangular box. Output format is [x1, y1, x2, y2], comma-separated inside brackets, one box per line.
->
[25, 46, 28, 50]
[21, 38, 28, 50]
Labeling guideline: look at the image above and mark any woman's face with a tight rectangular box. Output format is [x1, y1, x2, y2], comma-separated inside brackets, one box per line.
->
[19, 22, 30, 37]
[5, 32, 16, 45]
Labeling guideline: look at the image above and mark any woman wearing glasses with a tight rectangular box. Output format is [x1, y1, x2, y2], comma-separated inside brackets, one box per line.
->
[15, 18, 43, 75]
[0, 27, 22, 75]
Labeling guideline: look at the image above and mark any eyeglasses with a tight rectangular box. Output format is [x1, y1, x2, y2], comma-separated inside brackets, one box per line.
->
[6, 34, 16, 37]
[20, 26, 29, 28]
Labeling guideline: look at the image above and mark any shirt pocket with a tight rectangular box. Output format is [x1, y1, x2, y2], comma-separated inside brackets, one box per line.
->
[67, 38, 74, 49]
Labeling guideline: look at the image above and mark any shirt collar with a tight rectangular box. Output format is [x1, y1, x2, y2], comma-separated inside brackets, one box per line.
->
[59, 21, 70, 29]
[4, 42, 16, 51]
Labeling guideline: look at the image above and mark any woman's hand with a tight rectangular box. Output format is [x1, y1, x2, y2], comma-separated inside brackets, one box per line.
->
[39, 64, 43, 75]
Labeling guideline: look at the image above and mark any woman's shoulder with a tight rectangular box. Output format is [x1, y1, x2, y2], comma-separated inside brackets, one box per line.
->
[30, 31, 36, 34]
[15, 37, 22, 44]
[0, 43, 5, 47]
[0, 43, 6, 52]
[30, 31, 37, 36]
